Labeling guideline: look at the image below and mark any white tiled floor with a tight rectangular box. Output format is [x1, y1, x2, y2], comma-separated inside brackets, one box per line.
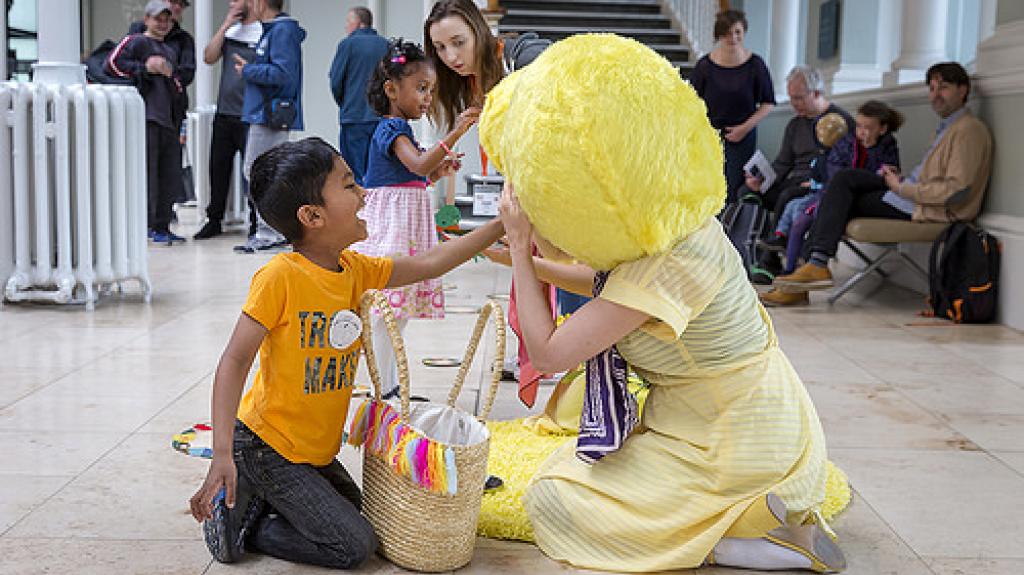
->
[2, 225, 1024, 575]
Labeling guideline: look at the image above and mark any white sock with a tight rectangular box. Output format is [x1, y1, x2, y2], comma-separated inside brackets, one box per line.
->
[712, 537, 813, 570]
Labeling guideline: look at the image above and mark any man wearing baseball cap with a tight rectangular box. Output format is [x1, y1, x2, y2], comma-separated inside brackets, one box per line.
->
[108, 0, 189, 244]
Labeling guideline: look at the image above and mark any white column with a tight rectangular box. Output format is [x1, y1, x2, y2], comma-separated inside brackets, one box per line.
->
[769, 0, 800, 99]
[368, 0, 383, 33]
[0, 0, 6, 80]
[979, 0, 998, 44]
[886, 0, 949, 84]
[33, 0, 84, 84]
[194, 0, 216, 109]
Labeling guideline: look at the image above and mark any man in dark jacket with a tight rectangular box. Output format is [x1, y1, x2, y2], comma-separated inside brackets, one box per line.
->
[128, 0, 195, 118]
[194, 0, 262, 240]
[735, 65, 853, 282]
[328, 6, 388, 186]
[108, 0, 187, 244]
[234, 0, 305, 252]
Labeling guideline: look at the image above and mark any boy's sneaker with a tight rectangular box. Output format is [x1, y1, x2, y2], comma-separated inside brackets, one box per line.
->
[758, 234, 788, 253]
[203, 482, 265, 564]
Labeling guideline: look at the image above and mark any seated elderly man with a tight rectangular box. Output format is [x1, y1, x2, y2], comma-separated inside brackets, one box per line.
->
[772, 61, 993, 300]
[737, 65, 853, 282]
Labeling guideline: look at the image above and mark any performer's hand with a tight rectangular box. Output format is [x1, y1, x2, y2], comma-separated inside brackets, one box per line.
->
[499, 181, 532, 254]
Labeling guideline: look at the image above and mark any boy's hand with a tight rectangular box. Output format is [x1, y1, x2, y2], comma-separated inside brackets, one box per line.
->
[482, 244, 512, 266]
[189, 457, 237, 522]
[233, 54, 248, 75]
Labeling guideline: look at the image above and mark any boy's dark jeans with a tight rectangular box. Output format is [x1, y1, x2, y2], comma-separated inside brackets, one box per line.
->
[233, 421, 378, 569]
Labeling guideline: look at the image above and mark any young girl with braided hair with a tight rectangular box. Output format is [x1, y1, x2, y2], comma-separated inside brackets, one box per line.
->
[352, 38, 480, 397]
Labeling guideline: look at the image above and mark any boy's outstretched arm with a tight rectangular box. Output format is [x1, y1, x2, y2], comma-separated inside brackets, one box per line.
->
[188, 313, 266, 522]
[387, 217, 504, 288]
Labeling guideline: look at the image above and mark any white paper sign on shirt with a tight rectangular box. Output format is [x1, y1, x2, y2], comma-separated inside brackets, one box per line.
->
[329, 310, 363, 350]
[472, 184, 501, 217]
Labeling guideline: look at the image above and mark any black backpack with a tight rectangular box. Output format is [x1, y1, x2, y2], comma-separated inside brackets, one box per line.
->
[85, 39, 137, 86]
[721, 193, 770, 278]
[927, 222, 1000, 323]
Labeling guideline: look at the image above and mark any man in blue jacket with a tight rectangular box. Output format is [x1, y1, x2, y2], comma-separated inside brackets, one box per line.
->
[328, 6, 388, 186]
[233, 0, 305, 252]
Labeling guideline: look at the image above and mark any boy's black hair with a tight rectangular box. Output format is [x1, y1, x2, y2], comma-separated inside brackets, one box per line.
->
[926, 61, 971, 103]
[366, 38, 428, 116]
[249, 137, 338, 244]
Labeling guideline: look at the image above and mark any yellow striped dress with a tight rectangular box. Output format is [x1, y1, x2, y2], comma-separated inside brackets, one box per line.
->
[523, 219, 828, 572]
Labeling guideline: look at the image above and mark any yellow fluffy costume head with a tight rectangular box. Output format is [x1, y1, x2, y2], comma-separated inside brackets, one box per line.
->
[479, 34, 724, 270]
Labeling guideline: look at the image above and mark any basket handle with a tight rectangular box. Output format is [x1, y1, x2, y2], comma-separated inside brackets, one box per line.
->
[446, 299, 506, 420]
[359, 290, 414, 422]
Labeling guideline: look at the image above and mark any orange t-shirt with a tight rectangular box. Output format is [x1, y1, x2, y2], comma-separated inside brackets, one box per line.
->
[237, 251, 393, 465]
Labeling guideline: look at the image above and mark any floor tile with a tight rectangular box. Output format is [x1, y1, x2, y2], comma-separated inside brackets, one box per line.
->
[924, 556, 1024, 575]
[0, 475, 71, 532]
[940, 413, 1024, 452]
[830, 448, 1024, 558]
[0, 538, 214, 575]
[993, 451, 1024, 476]
[806, 382, 975, 450]
[7, 433, 209, 540]
[0, 429, 128, 476]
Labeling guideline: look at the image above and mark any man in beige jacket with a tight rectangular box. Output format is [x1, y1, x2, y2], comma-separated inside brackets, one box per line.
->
[771, 61, 992, 295]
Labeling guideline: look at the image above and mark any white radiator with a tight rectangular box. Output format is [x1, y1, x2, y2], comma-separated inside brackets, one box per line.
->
[186, 106, 249, 227]
[0, 82, 151, 310]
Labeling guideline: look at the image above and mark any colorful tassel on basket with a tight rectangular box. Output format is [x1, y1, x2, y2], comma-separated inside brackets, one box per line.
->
[347, 399, 459, 495]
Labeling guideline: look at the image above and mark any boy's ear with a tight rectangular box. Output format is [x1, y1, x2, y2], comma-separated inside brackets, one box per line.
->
[296, 205, 325, 229]
[383, 79, 397, 101]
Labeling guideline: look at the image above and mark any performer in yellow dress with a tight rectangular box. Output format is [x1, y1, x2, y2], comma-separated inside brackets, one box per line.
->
[479, 34, 846, 572]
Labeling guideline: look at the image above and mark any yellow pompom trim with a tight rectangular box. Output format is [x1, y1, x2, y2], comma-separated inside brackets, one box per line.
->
[477, 419, 852, 542]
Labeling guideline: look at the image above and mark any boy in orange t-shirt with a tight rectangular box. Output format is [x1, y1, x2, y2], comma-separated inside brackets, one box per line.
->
[188, 137, 503, 568]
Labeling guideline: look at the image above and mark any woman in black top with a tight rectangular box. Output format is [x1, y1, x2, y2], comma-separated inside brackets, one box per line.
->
[689, 10, 776, 204]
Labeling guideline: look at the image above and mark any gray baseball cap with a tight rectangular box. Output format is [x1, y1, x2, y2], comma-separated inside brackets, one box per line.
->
[144, 0, 172, 16]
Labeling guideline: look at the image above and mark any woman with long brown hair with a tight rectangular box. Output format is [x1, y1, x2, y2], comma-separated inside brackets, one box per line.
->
[424, 0, 547, 131]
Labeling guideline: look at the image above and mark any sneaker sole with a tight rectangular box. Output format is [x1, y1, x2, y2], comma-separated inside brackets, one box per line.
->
[203, 491, 241, 564]
[774, 279, 834, 293]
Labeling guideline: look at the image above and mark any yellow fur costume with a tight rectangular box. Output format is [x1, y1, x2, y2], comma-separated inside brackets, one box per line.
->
[478, 35, 844, 572]
[480, 34, 725, 271]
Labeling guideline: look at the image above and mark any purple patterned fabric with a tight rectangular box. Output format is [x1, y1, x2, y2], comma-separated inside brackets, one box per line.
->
[576, 271, 639, 464]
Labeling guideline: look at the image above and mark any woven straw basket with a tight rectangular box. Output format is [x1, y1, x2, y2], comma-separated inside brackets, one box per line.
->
[356, 290, 505, 572]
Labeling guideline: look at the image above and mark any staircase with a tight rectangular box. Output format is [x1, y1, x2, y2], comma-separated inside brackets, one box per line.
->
[497, 0, 695, 77]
